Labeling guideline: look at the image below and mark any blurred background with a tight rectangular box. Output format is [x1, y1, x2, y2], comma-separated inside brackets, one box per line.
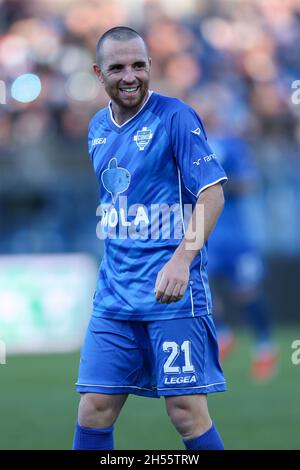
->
[0, 0, 300, 449]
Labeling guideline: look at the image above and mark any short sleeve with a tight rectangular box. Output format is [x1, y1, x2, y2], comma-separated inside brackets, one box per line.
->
[170, 106, 227, 197]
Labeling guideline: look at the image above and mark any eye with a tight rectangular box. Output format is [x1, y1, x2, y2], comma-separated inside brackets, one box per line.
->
[134, 62, 146, 70]
[109, 65, 123, 73]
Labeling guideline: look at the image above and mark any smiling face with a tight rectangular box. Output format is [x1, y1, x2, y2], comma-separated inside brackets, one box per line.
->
[94, 37, 151, 125]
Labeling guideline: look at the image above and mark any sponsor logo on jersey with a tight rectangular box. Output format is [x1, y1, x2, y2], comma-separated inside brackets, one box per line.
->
[92, 137, 107, 146]
[164, 375, 196, 385]
[193, 153, 216, 165]
[133, 127, 153, 150]
[101, 157, 131, 203]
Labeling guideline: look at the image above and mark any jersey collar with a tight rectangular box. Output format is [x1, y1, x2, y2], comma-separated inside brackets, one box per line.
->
[107, 90, 154, 131]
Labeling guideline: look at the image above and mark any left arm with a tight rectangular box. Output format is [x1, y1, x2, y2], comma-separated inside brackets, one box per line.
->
[155, 183, 224, 303]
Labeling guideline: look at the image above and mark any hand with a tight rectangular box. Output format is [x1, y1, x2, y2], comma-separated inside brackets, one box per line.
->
[154, 254, 190, 303]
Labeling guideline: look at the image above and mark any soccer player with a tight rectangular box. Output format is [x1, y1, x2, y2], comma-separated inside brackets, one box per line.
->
[207, 134, 278, 381]
[72, 27, 228, 451]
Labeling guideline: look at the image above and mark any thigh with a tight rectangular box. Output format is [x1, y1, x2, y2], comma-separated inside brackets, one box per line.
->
[76, 316, 157, 398]
[147, 315, 227, 397]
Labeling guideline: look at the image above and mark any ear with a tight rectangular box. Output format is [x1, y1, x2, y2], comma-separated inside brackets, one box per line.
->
[93, 64, 104, 83]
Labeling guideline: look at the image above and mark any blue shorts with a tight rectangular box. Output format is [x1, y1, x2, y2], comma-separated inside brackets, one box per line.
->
[76, 314, 227, 398]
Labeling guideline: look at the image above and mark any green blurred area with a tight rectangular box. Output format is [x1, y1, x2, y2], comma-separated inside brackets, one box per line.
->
[0, 328, 299, 450]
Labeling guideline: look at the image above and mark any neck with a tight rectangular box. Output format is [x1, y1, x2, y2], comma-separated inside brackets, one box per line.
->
[111, 91, 149, 126]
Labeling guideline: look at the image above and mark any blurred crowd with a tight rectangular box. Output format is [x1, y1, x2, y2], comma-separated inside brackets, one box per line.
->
[0, 0, 300, 255]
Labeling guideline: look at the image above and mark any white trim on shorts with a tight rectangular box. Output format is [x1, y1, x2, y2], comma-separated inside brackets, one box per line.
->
[157, 381, 226, 391]
[76, 382, 154, 392]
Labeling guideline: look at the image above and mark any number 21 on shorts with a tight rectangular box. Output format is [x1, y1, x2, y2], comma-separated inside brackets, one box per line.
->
[163, 341, 195, 374]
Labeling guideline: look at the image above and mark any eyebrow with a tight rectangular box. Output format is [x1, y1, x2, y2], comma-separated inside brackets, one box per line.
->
[107, 61, 147, 71]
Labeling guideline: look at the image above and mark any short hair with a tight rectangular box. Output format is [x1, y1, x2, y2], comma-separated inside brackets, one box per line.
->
[96, 26, 147, 66]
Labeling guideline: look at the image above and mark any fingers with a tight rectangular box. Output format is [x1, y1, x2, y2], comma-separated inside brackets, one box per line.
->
[154, 270, 162, 293]
[155, 278, 186, 304]
[179, 283, 187, 297]
[154, 262, 189, 304]
[169, 282, 184, 303]
[155, 271, 168, 302]
[159, 281, 174, 304]
[155, 270, 174, 303]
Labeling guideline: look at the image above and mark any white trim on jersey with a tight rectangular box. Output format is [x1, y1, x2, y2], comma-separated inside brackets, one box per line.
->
[195, 176, 228, 315]
[177, 167, 195, 317]
[199, 249, 210, 316]
[196, 176, 228, 197]
[177, 176, 227, 200]
[108, 90, 154, 128]
[177, 169, 223, 317]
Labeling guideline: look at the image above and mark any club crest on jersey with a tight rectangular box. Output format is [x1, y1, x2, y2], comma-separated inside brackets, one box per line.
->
[101, 157, 131, 203]
[133, 127, 153, 151]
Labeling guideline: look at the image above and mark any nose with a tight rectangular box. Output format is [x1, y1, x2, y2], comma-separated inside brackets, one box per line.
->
[122, 66, 136, 84]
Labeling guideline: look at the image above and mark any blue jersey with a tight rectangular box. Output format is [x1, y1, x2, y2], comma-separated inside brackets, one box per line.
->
[88, 92, 227, 321]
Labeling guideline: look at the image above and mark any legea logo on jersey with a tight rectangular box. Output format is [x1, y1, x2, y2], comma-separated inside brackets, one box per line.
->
[133, 127, 153, 150]
[101, 157, 131, 203]
[92, 137, 107, 146]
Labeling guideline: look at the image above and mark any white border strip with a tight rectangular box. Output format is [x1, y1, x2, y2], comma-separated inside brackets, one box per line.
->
[177, 168, 195, 317]
[76, 382, 154, 392]
[199, 249, 209, 316]
[197, 176, 227, 314]
[158, 381, 226, 391]
[196, 177, 228, 197]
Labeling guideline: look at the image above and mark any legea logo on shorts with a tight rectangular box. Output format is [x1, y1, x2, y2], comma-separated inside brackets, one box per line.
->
[164, 375, 196, 385]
